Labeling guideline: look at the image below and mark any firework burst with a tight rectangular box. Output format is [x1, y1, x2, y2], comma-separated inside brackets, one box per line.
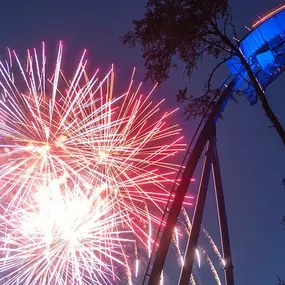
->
[0, 42, 189, 284]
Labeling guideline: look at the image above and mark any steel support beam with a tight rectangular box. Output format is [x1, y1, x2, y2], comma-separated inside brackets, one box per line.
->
[147, 79, 236, 285]
[147, 128, 215, 285]
[178, 138, 214, 285]
[212, 141, 235, 285]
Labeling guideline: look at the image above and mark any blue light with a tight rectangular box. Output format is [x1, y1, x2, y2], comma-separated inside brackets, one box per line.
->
[226, 8, 285, 105]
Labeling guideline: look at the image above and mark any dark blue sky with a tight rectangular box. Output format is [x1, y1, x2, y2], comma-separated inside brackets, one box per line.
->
[0, 0, 284, 284]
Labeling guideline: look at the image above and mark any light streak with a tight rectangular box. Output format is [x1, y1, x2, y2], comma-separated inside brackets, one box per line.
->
[135, 259, 139, 278]
[195, 249, 201, 268]
[252, 5, 285, 28]
[160, 270, 164, 285]
[175, 227, 180, 248]
[180, 255, 184, 267]
[134, 243, 139, 278]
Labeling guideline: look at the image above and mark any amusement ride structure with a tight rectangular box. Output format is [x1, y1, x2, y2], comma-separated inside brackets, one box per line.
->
[142, 4, 285, 285]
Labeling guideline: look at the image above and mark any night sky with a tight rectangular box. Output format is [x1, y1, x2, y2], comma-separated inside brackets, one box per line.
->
[0, 0, 284, 284]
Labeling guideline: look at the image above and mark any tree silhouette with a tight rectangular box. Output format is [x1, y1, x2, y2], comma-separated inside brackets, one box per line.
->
[122, 0, 285, 146]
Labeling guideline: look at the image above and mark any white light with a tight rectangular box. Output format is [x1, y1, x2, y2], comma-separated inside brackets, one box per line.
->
[196, 249, 201, 268]
[135, 259, 139, 278]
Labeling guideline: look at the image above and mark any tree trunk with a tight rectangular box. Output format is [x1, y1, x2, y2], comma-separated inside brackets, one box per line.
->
[237, 52, 285, 146]
[212, 24, 285, 146]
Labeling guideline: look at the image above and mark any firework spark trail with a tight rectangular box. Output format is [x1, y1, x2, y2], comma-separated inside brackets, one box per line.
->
[0, 43, 186, 284]
[200, 248, 222, 285]
[173, 227, 184, 267]
[202, 228, 224, 262]
[190, 275, 196, 285]
[182, 207, 222, 284]
[182, 207, 191, 236]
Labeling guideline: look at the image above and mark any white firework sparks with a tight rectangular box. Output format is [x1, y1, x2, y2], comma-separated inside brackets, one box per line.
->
[0, 42, 186, 284]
